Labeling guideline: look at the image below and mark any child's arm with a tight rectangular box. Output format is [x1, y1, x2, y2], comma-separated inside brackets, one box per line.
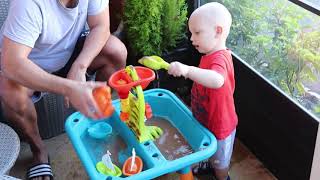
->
[168, 62, 224, 89]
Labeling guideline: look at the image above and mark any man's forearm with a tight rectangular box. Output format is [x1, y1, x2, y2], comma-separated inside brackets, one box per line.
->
[2, 57, 74, 96]
[74, 26, 110, 70]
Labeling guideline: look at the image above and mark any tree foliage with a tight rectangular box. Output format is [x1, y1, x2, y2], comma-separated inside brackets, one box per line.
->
[205, 0, 320, 117]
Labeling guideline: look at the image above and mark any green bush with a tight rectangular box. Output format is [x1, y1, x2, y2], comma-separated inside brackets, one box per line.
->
[124, 0, 188, 56]
[161, 0, 188, 52]
[124, 0, 163, 55]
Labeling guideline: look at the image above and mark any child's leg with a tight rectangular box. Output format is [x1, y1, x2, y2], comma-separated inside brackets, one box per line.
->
[209, 129, 236, 180]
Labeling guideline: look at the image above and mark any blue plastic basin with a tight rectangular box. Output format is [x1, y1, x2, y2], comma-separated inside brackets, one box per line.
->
[65, 89, 217, 180]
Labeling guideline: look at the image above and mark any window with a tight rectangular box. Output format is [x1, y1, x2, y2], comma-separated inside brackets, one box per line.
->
[200, 0, 320, 119]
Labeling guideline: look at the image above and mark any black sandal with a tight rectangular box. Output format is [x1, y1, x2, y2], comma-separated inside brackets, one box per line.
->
[26, 163, 53, 180]
[192, 160, 214, 176]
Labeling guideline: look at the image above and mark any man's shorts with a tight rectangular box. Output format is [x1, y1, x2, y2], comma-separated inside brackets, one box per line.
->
[32, 30, 95, 103]
[209, 129, 236, 169]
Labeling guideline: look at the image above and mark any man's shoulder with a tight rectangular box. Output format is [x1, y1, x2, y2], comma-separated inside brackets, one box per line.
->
[12, 0, 38, 5]
[10, 0, 42, 10]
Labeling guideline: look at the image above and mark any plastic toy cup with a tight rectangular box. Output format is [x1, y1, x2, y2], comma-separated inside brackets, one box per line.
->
[92, 86, 114, 118]
[88, 122, 112, 139]
[122, 156, 143, 176]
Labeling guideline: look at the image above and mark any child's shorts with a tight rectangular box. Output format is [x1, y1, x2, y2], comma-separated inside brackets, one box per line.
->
[209, 129, 236, 169]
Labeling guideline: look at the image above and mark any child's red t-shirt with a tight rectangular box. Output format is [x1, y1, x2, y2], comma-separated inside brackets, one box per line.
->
[191, 49, 238, 140]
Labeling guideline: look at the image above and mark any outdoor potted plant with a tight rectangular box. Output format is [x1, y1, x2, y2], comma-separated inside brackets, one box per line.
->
[123, 0, 189, 57]
[123, 0, 197, 104]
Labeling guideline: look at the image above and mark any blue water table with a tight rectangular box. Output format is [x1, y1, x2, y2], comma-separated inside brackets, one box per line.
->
[65, 65, 217, 180]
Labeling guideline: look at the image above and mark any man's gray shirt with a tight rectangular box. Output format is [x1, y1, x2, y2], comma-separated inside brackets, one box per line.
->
[0, 0, 108, 73]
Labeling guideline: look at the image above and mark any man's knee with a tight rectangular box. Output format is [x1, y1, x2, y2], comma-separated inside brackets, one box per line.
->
[0, 79, 33, 118]
[2, 95, 32, 119]
[102, 36, 127, 67]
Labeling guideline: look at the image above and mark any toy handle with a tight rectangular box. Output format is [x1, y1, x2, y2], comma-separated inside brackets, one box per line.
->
[161, 61, 170, 70]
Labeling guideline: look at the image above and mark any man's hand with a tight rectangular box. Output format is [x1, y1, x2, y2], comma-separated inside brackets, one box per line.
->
[168, 62, 190, 78]
[64, 62, 87, 107]
[66, 81, 107, 119]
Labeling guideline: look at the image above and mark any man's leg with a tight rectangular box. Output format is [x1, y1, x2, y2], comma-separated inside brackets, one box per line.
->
[0, 74, 50, 180]
[88, 34, 127, 81]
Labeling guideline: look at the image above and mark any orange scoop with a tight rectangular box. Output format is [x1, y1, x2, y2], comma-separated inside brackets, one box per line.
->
[122, 156, 143, 176]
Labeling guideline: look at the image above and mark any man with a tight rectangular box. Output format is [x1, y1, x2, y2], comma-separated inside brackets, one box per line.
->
[0, 0, 127, 179]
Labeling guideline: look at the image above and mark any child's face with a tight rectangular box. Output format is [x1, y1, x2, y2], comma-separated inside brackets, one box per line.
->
[188, 14, 220, 55]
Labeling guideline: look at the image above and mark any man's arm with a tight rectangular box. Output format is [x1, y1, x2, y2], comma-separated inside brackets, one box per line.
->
[168, 62, 224, 89]
[71, 7, 110, 71]
[1, 37, 105, 119]
[1, 37, 74, 95]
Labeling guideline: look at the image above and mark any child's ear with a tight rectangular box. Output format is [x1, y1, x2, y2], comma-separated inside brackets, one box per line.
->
[216, 26, 223, 34]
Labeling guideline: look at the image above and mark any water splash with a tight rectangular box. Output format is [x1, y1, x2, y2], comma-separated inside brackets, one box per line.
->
[158, 131, 169, 145]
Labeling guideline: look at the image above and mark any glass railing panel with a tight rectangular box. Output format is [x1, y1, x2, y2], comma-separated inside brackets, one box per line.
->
[200, 0, 320, 119]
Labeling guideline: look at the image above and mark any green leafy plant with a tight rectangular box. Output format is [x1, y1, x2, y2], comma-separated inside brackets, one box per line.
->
[124, 0, 188, 56]
[161, 0, 188, 52]
[124, 0, 164, 55]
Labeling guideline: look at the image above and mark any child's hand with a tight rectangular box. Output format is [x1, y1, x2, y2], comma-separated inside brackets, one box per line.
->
[168, 62, 190, 78]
